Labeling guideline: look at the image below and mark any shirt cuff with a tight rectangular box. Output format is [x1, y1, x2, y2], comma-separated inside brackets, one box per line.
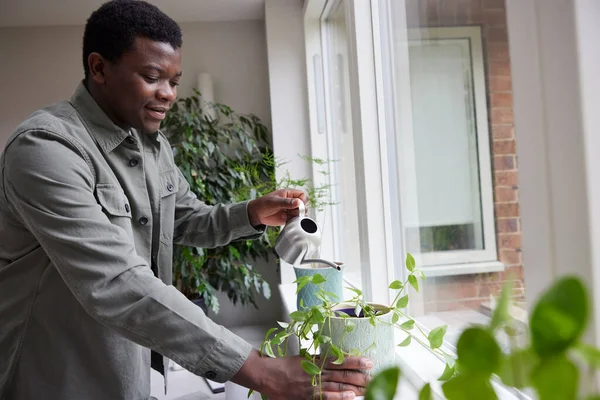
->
[229, 201, 265, 239]
[196, 326, 254, 382]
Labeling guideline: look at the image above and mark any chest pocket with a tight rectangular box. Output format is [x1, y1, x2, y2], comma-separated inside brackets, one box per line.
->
[159, 169, 179, 244]
[95, 184, 134, 239]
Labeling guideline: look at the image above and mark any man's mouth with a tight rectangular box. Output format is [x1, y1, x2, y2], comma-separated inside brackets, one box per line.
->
[144, 105, 169, 121]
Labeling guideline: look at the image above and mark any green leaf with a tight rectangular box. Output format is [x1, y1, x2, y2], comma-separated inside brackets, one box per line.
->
[289, 311, 306, 322]
[438, 363, 455, 381]
[531, 355, 578, 400]
[345, 321, 356, 333]
[311, 274, 327, 285]
[348, 348, 361, 357]
[264, 327, 278, 340]
[575, 342, 600, 369]
[301, 360, 321, 376]
[442, 374, 498, 400]
[311, 308, 325, 324]
[389, 280, 403, 290]
[490, 280, 513, 332]
[400, 319, 415, 330]
[396, 295, 409, 309]
[418, 383, 432, 400]
[391, 313, 400, 324]
[331, 346, 344, 365]
[409, 275, 419, 292]
[530, 276, 588, 357]
[364, 366, 400, 400]
[264, 343, 275, 358]
[443, 354, 456, 368]
[398, 336, 412, 347]
[456, 327, 501, 375]
[428, 325, 448, 349]
[347, 287, 363, 296]
[355, 305, 362, 318]
[406, 253, 416, 272]
[295, 276, 311, 294]
[497, 349, 538, 389]
[277, 321, 289, 329]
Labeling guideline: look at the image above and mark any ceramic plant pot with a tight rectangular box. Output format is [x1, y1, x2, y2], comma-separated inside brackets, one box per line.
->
[293, 264, 344, 311]
[320, 303, 396, 376]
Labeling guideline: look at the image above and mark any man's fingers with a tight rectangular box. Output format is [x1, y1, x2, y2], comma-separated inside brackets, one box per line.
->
[320, 381, 367, 395]
[322, 369, 371, 388]
[313, 390, 359, 400]
[323, 356, 373, 371]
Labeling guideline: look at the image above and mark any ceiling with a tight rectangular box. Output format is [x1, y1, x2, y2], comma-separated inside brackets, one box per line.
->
[0, 0, 265, 27]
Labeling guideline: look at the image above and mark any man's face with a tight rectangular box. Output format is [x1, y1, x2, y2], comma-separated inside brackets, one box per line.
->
[94, 37, 182, 134]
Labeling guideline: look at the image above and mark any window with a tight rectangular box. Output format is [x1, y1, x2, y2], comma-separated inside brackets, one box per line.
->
[305, 0, 527, 350]
[404, 26, 498, 270]
[283, 0, 600, 395]
[378, 0, 525, 346]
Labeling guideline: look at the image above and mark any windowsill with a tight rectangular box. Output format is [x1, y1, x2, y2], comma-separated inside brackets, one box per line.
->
[278, 283, 528, 400]
[422, 260, 505, 278]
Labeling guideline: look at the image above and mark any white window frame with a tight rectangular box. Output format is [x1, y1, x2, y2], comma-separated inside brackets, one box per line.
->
[304, 0, 395, 305]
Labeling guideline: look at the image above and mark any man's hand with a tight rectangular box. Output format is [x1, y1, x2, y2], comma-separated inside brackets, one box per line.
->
[247, 188, 308, 227]
[232, 350, 373, 399]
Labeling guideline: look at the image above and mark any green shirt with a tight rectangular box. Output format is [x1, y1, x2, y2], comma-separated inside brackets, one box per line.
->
[0, 82, 261, 400]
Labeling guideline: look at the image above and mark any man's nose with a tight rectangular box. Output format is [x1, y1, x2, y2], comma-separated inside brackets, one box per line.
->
[157, 83, 176, 102]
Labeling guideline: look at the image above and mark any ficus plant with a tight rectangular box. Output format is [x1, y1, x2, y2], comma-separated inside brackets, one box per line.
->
[162, 90, 335, 314]
[364, 274, 600, 400]
[250, 254, 454, 399]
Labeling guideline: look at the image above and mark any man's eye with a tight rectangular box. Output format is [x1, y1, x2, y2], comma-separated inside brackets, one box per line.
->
[144, 76, 159, 83]
[170, 81, 180, 88]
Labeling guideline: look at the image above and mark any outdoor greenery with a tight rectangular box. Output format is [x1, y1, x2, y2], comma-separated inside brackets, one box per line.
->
[161, 90, 335, 313]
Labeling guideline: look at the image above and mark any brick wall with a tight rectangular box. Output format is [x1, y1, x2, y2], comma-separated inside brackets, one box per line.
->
[404, 0, 525, 312]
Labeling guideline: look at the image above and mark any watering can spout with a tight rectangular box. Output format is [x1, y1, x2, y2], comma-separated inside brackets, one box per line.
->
[300, 259, 342, 270]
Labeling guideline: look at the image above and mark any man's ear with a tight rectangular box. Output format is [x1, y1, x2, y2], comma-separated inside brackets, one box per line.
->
[88, 52, 107, 85]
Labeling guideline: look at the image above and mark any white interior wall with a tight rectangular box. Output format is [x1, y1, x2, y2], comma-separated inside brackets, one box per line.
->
[0, 20, 282, 328]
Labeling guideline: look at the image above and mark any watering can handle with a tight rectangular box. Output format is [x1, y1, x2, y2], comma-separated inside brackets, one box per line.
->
[297, 200, 306, 217]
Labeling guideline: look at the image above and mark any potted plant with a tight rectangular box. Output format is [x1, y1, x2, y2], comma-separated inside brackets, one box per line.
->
[161, 91, 276, 314]
[253, 253, 453, 398]
[363, 274, 600, 400]
[161, 91, 338, 314]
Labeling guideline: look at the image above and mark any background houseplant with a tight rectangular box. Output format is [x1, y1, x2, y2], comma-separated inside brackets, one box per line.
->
[161, 91, 275, 314]
[161, 91, 337, 314]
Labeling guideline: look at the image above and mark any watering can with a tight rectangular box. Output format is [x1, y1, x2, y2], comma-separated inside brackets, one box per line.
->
[274, 201, 341, 270]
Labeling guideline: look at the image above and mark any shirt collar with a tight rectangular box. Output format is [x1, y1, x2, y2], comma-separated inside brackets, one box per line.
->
[69, 81, 130, 153]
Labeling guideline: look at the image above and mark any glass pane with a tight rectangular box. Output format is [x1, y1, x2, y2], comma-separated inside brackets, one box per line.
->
[387, 0, 526, 347]
[405, 38, 484, 254]
[323, 1, 363, 287]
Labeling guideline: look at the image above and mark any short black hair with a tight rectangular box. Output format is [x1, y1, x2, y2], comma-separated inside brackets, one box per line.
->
[82, 0, 182, 80]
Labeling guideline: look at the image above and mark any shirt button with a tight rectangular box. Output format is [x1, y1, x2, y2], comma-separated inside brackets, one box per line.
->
[167, 183, 174, 192]
[125, 204, 130, 213]
[205, 371, 217, 380]
[139, 217, 148, 225]
[125, 136, 136, 145]
[128, 158, 139, 167]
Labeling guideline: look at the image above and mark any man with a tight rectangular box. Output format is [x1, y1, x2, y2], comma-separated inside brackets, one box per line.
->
[0, 1, 371, 399]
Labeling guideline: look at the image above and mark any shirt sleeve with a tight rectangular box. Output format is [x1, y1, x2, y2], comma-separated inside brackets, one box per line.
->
[2, 129, 253, 382]
[171, 167, 265, 248]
